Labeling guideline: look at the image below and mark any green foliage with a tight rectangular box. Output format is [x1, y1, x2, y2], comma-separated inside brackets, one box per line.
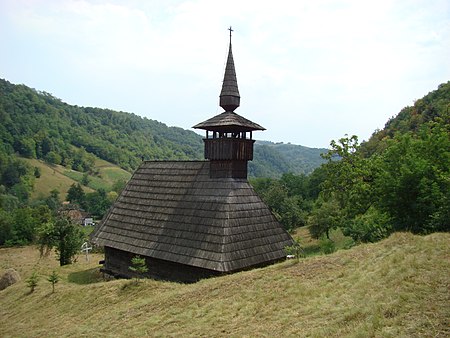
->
[81, 173, 90, 186]
[54, 217, 85, 266]
[129, 255, 148, 282]
[284, 238, 303, 262]
[45, 189, 61, 212]
[44, 151, 61, 165]
[319, 238, 335, 254]
[33, 166, 41, 178]
[0, 78, 204, 173]
[375, 122, 450, 233]
[37, 216, 85, 266]
[26, 271, 39, 293]
[66, 183, 86, 207]
[317, 82, 450, 241]
[0, 209, 13, 245]
[111, 179, 127, 194]
[343, 207, 391, 243]
[47, 270, 60, 293]
[251, 176, 311, 231]
[85, 189, 112, 218]
[37, 221, 56, 256]
[249, 142, 327, 178]
[308, 197, 343, 240]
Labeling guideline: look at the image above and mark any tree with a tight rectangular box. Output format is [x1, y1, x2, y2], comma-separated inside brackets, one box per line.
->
[9, 207, 37, 245]
[374, 122, 450, 233]
[343, 206, 392, 243]
[319, 135, 384, 242]
[279, 195, 307, 231]
[308, 197, 342, 240]
[85, 189, 112, 218]
[45, 189, 61, 212]
[33, 166, 41, 178]
[112, 179, 127, 194]
[66, 183, 86, 208]
[38, 216, 84, 266]
[44, 151, 61, 165]
[0, 210, 13, 245]
[81, 173, 90, 186]
[47, 271, 60, 293]
[54, 217, 84, 266]
[321, 135, 375, 214]
[26, 271, 39, 293]
[129, 255, 148, 282]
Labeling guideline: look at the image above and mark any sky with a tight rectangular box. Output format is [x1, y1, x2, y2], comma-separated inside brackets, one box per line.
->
[1, 0, 449, 148]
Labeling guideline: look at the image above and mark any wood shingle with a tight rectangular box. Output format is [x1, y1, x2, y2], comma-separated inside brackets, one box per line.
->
[92, 161, 293, 277]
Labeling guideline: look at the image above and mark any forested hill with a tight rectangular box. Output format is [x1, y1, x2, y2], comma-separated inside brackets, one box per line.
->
[361, 81, 450, 156]
[0, 79, 204, 172]
[250, 141, 326, 177]
[0, 78, 326, 177]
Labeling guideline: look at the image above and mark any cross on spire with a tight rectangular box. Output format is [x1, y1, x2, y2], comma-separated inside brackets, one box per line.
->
[228, 26, 233, 43]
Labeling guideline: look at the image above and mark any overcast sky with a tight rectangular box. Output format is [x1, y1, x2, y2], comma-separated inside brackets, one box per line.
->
[1, 0, 449, 148]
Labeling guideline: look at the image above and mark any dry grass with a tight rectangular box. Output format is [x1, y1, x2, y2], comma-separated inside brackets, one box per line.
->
[1, 233, 449, 337]
[24, 157, 130, 199]
[25, 159, 94, 200]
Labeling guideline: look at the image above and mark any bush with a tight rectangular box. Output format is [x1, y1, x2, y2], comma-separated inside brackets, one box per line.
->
[343, 207, 392, 243]
[319, 238, 336, 254]
[26, 271, 39, 293]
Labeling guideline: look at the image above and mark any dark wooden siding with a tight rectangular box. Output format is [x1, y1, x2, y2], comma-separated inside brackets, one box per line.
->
[104, 246, 220, 283]
[204, 138, 254, 161]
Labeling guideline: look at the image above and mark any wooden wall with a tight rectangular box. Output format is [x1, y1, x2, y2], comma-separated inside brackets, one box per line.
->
[103, 246, 221, 283]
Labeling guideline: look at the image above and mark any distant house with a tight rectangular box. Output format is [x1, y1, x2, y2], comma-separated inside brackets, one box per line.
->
[59, 203, 92, 226]
[91, 31, 294, 282]
[83, 217, 94, 226]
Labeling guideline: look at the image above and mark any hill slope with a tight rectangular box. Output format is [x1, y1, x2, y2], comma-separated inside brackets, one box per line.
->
[251, 141, 327, 177]
[1, 232, 448, 337]
[23, 157, 131, 199]
[0, 78, 326, 178]
[361, 81, 450, 156]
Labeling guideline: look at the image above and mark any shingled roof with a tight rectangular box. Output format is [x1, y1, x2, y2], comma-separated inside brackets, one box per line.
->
[192, 111, 265, 132]
[92, 161, 293, 272]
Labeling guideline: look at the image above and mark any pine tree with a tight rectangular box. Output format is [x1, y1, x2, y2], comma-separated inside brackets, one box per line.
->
[47, 271, 60, 293]
[129, 255, 148, 283]
[26, 271, 39, 293]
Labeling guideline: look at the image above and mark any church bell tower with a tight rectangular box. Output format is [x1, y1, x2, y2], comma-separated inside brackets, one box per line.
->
[193, 27, 265, 179]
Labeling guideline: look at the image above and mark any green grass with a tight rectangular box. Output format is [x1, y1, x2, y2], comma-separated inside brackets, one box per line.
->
[63, 161, 131, 192]
[22, 155, 131, 199]
[292, 226, 354, 257]
[24, 159, 94, 200]
[1, 232, 449, 337]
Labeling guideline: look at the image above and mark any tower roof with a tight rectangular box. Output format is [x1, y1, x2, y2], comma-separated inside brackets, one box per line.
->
[194, 27, 265, 132]
[192, 111, 265, 132]
[219, 29, 240, 112]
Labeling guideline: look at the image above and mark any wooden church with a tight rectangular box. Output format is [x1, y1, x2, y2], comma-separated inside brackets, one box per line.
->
[91, 30, 294, 282]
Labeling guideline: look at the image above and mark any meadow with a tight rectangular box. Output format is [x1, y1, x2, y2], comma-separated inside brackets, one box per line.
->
[1, 232, 448, 337]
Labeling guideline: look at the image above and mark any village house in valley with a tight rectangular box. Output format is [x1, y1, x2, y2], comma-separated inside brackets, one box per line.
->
[91, 29, 294, 282]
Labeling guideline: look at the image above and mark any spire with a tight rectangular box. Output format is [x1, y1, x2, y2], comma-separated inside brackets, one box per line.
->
[220, 26, 240, 112]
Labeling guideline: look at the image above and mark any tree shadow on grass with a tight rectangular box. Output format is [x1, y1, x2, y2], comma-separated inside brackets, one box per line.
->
[68, 268, 104, 285]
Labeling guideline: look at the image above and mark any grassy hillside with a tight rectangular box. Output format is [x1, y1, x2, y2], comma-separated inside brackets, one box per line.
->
[24, 157, 131, 200]
[1, 232, 448, 337]
[25, 158, 94, 199]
